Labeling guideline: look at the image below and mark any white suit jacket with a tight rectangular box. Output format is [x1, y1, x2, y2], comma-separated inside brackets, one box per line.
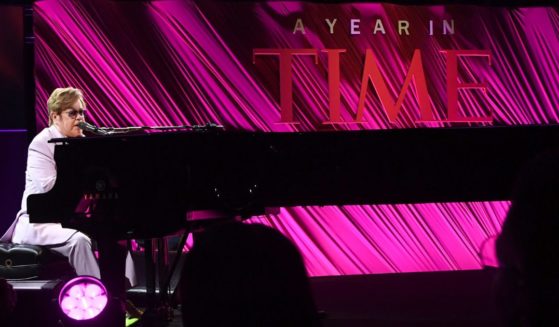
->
[1, 125, 78, 245]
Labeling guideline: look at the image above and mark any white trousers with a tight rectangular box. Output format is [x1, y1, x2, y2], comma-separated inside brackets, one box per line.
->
[49, 232, 100, 278]
[49, 232, 137, 287]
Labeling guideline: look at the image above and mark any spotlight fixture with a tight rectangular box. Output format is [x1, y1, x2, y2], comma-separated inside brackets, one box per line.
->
[58, 276, 109, 321]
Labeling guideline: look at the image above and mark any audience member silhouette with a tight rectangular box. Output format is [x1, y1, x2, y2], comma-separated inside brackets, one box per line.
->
[496, 150, 559, 326]
[180, 222, 320, 326]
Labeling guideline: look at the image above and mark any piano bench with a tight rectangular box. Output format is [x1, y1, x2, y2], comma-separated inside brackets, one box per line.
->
[0, 243, 75, 280]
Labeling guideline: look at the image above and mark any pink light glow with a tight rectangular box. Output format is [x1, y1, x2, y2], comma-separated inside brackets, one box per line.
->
[58, 276, 108, 321]
[34, 1, 558, 276]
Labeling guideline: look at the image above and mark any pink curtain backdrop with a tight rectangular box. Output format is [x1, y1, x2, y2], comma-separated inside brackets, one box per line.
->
[34, 0, 559, 276]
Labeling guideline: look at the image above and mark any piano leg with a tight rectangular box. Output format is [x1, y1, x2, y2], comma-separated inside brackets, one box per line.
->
[142, 239, 171, 326]
[157, 238, 169, 304]
[142, 239, 157, 326]
[162, 232, 189, 307]
[140, 232, 192, 327]
[97, 239, 127, 327]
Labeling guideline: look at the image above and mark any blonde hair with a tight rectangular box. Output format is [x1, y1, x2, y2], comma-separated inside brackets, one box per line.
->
[47, 87, 85, 126]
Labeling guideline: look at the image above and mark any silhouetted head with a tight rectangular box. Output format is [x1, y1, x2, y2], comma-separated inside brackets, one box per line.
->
[180, 222, 319, 326]
[496, 150, 559, 326]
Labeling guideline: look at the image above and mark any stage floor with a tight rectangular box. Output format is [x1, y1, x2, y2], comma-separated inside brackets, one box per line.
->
[8, 268, 498, 326]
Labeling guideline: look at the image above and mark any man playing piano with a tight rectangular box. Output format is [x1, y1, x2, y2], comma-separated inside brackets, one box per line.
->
[0, 87, 135, 285]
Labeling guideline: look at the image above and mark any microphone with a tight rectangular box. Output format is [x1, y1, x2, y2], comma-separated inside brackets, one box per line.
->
[77, 122, 109, 136]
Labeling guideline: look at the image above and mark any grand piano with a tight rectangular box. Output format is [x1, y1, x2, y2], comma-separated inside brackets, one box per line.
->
[25, 124, 559, 326]
[27, 124, 559, 238]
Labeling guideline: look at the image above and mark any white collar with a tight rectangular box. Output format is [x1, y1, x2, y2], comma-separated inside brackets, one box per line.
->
[49, 124, 66, 139]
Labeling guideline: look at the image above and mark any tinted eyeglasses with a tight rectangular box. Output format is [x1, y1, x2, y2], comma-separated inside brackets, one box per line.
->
[64, 108, 87, 119]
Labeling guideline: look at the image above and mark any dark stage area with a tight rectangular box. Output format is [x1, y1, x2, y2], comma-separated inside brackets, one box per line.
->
[8, 268, 498, 327]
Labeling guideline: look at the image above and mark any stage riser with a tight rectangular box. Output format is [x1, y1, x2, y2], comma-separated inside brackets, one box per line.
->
[130, 268, 499, 326]
[312, 269, 499, 326]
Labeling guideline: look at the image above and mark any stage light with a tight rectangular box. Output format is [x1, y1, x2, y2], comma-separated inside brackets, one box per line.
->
[58, 276, 108, 321]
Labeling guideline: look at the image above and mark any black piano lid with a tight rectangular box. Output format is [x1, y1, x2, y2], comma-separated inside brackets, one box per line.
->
[46, 124, 559, 204]
[27, 124, 559, 238]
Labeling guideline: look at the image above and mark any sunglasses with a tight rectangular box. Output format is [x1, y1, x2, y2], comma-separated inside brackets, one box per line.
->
[64, 108, 87, 119]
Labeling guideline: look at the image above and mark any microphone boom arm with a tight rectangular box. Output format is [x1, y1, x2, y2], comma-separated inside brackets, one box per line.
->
[78, 122, 224, 135]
